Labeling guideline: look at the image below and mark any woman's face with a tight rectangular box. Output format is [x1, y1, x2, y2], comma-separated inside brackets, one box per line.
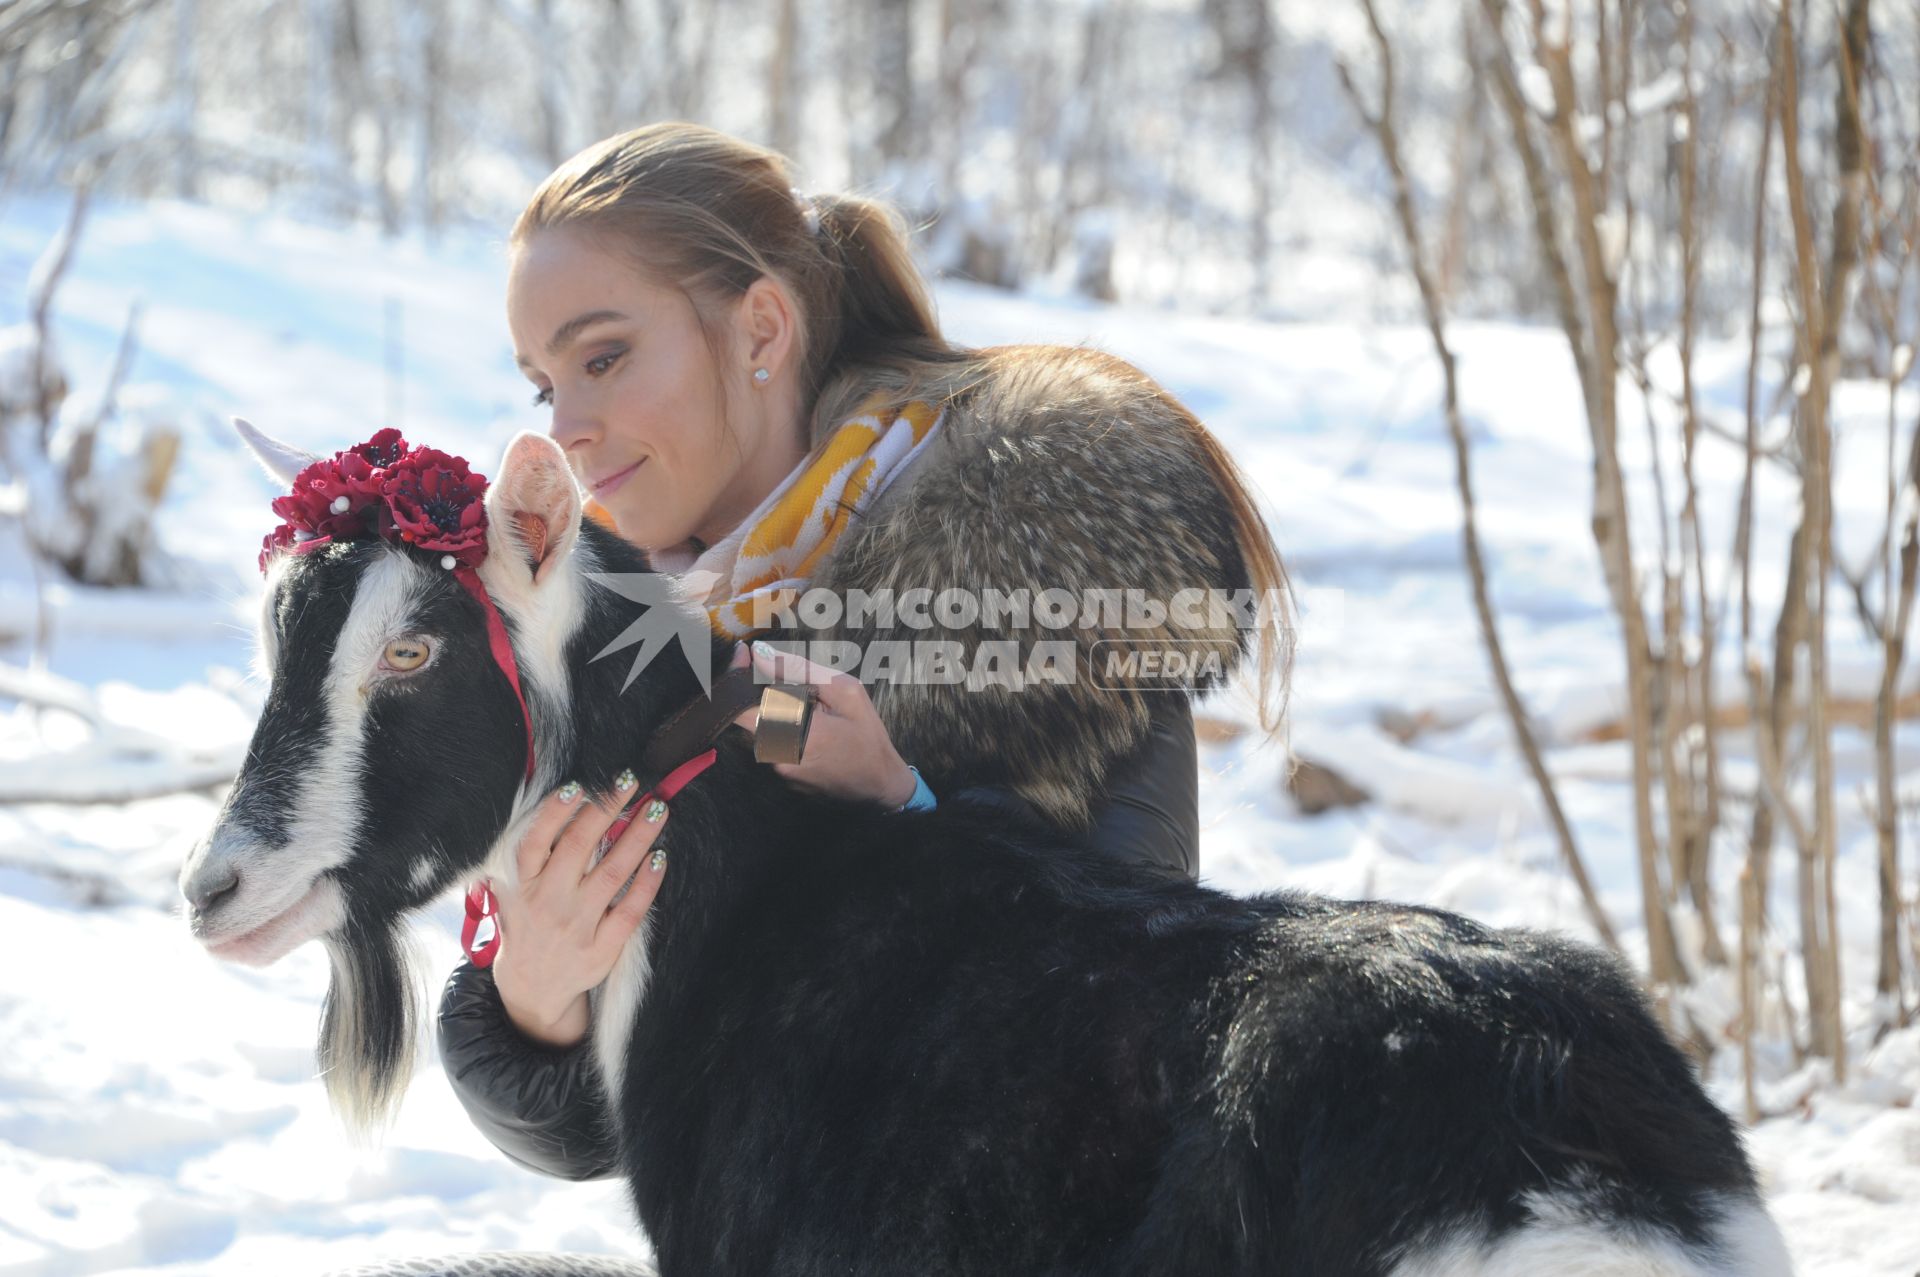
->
[507, 227, 785, 552]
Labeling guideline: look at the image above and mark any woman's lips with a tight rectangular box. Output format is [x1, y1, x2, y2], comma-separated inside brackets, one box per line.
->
[591, 458, 645, 499]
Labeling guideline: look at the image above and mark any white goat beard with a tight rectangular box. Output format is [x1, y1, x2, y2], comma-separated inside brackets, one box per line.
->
[318, 919, 429, 1139]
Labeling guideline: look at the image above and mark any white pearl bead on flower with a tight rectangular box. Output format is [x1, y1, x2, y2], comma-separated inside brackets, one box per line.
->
[441, 555, 457, 570]
[330, 495, 351, 514]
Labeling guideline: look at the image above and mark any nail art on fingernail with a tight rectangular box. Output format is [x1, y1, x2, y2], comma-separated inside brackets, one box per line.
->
[557, 780, 582, 803]
[644, 798, 668, 823]
[613, 769, 637, 792]
[752, 640, 773, 661]
[649, 847, 668, 872]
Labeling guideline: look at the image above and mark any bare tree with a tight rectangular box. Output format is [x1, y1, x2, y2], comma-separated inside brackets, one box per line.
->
[169, 0, 198, 198]
[1340, 0, 1620, 957]
[591, 0, 638, 143]
[1838, 36, 1920, 1031]
[1478, 0, 1689, 1015]
[765, 0, 801, 159]
[871, 0, 916, 171]
[1203, 0, 1279, 310]
[1766, 0, 1866, 1080]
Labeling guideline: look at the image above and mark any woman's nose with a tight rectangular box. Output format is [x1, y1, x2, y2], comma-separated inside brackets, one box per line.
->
[545, 401, 598, 452]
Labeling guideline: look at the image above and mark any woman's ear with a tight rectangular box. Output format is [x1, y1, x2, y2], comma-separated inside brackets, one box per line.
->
[737, 275, 797, 381]
[483, 432, 582, 588]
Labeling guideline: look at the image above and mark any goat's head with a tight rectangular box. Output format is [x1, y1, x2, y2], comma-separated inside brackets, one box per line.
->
[180, 423, 591, 1132]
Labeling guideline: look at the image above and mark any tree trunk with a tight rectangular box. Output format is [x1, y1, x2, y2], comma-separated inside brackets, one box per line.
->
[767, 0, 800, 159]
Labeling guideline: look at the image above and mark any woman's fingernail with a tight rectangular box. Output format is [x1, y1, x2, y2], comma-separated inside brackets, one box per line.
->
[613, 769, 637, 793]
[649, 847, 668, 873]
[644, 798, 668, 823]
[557, 780, 582, 803]
[752, 640, 773, 662]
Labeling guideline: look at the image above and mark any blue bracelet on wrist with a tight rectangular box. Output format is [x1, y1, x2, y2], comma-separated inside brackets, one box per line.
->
[892, 764, 937, 813]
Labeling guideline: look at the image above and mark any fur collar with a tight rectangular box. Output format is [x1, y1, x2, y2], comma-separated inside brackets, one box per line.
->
[794, 344, 1254, 832]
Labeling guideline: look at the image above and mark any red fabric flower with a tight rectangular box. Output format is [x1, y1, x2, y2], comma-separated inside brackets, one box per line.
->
[256, 525, 339, 571]
[381, 446, 490, 567]
[271, 452, 388, 539]
[258, 524, 296, 571]
[256, 431, 490, 574]
[349, 428, 409, 469]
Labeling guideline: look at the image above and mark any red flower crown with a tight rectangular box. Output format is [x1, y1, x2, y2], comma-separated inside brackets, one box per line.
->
[258, 429, 490, 573]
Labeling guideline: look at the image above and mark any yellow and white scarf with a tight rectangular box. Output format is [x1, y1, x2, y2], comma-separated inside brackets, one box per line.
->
[590, 391, 946, 639]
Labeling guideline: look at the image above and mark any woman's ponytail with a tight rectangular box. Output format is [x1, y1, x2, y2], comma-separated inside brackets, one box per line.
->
[802, 192, 987, 444]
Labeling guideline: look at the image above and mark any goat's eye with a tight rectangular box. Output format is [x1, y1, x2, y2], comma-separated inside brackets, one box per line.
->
[382, 638, 431, 672]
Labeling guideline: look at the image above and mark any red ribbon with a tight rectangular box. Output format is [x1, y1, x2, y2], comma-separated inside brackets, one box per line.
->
[462, 880, 501, 968]
[453, 566, 535, 783]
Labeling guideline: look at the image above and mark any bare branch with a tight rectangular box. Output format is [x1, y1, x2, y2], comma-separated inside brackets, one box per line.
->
[1341, 0, 1620, 955]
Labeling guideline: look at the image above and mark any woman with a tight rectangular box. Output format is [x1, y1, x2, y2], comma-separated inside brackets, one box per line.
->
[436, 122, 1291, 1188]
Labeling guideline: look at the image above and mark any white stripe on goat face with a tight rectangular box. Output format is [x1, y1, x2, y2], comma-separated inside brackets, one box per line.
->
[219, 550, 429, 908]
[186, 548, 433, 961]
[279, 549, 434, 873]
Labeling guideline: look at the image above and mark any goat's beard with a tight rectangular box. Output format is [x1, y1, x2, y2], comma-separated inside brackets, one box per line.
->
[318, 914, 424, 1137]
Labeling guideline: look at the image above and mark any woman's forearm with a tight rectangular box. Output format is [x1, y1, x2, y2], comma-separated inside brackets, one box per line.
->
[437, 961, 624, 1181]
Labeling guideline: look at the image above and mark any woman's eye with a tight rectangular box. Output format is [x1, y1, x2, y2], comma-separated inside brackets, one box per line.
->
[527, 348, 617, 408]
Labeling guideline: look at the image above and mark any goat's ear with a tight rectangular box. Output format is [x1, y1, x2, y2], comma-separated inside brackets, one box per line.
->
[484, 432, 582, 587]
[234, 417, 320, 486]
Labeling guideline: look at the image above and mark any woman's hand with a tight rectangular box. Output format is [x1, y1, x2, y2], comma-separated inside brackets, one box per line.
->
[490, 777, 672, 1048]
[729, 641, 918, 810]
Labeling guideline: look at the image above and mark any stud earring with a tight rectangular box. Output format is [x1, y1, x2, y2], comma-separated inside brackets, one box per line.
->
[753, 367, 770, 384]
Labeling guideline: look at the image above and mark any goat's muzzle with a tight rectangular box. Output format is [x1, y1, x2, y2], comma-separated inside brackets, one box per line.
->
[179, 830, 344, 967]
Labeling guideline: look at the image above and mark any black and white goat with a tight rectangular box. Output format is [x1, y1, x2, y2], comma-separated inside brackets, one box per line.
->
[182, 429, 1793, 1276]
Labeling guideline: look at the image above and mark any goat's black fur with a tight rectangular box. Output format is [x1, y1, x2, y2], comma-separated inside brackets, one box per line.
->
[543, 527, 1764, 1273]
[246, 521, 1773, 1274]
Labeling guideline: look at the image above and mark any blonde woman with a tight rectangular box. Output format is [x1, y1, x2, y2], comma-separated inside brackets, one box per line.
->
[434, 121, 1290, 1254]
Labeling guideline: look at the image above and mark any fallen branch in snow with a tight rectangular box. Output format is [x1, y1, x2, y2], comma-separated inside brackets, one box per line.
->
[1578, 688, 1920, 744]
[0, 658, 101, 727]
[0, 661, 242, 805]
[6, 187, 181, 589]
[1284, 756, 1370, 815]
[0, 768, 234, 807]
[0, 854, 143, 907]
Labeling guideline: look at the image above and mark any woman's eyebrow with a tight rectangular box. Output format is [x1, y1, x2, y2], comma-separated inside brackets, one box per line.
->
[516, 310, 629, 369]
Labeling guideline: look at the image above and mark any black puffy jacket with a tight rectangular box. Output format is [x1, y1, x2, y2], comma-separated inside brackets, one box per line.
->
[435, 693, 1203, 1181]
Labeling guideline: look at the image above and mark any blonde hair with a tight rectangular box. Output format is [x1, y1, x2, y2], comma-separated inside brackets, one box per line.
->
[512, 122, 1293, 739]
[510, 121, 989, 450]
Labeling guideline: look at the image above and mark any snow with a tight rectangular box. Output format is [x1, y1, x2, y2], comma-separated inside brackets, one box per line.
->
[2, 192, 1917, 1275]
[1518, 64, 1557, 117]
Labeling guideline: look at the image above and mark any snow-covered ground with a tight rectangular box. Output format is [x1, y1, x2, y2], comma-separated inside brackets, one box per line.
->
[1, 193, 1916, 1275]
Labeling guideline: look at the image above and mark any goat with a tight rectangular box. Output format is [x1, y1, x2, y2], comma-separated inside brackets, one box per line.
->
[181, 427, 1792, 1276]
